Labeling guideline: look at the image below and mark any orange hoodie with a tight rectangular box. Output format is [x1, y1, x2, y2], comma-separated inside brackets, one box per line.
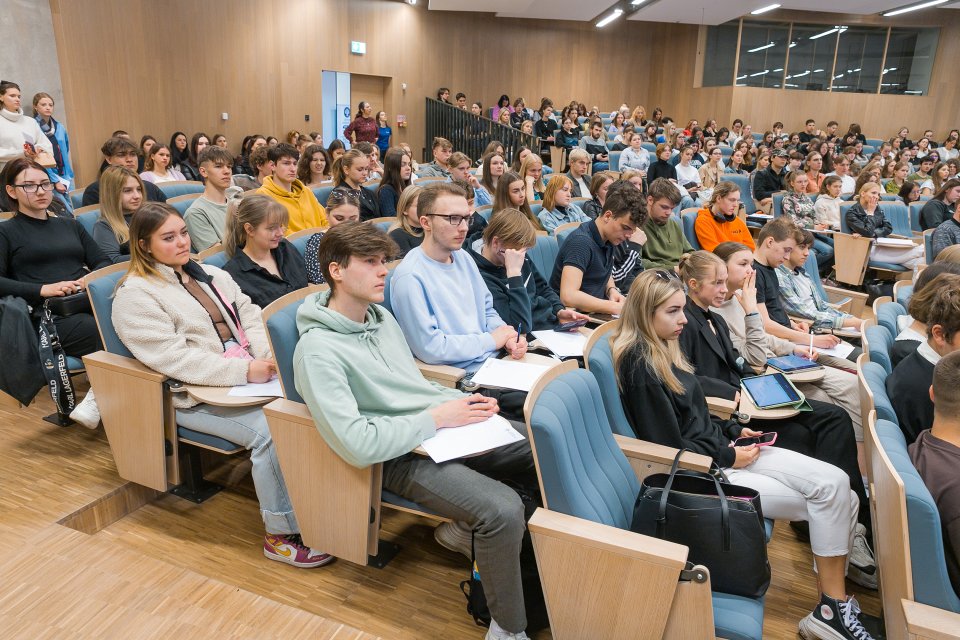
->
[257, 177, 328, 233]
[693, 208, 756, 252]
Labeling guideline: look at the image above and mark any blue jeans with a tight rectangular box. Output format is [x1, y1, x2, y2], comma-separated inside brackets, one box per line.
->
[813, 236, 835, 273]
[592, 161, 609, 173]
[176, 403, 298, 535]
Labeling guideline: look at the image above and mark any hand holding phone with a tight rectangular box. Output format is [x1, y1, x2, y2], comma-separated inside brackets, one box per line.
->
[734, 432, 777, 447]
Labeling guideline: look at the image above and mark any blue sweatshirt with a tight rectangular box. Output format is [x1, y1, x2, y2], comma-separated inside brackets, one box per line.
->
[390, 246, 505, 372]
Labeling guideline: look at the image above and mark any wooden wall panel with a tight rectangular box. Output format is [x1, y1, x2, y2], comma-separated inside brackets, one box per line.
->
[47, 0, 960, 187]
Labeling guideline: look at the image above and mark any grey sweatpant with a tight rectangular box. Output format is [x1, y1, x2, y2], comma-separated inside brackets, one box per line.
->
[382, 421, 535, 633]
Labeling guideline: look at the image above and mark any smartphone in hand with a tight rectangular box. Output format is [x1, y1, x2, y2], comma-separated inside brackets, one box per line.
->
[734, 432, 777, 447]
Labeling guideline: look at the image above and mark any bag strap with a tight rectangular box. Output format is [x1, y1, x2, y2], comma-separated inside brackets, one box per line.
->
[656, 448, 732, 551]
[37, 302, 76, 416]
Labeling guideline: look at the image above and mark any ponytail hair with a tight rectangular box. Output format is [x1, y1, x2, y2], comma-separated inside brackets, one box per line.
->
[223, 192, 288, 258]
[331, 149, 365, 185]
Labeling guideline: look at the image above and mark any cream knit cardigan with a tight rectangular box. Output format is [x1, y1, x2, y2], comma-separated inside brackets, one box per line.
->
[113, 262, 271, 408]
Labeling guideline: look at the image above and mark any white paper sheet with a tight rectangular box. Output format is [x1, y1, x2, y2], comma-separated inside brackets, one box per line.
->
[227, 378, 284, 397]
[470, 358, 552, 392]
[814, 341, 856, 359]
[875, 237, 916, 248]
[531, 330, 588, 358]
[420, 415, 524, 463]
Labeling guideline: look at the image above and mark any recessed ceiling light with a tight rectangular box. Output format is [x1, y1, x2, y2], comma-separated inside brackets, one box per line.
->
[751, 4, 781, 14]
[883, 0, 947, 17]
[596, 9, 623, 28]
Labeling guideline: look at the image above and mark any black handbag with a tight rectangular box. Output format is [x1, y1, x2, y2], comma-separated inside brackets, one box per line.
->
[630, 449, 771, 598]
[45, 291, 91, 317]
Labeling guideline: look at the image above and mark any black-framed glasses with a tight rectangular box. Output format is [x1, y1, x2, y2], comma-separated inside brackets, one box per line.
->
[15, 182, 53, 193]
[425, 213, 470, 226]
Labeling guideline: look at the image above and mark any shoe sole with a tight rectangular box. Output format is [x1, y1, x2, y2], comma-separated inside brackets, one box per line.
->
[263, 549, 336, 568]
[797, 615, 845, 640]
[434, 527, 472, 559]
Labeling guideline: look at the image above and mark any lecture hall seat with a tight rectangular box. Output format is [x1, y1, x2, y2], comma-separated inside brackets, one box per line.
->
[524, 362, 765, 640]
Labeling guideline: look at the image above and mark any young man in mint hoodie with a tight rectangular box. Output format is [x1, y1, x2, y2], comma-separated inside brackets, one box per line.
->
[293, 221, 535, 640]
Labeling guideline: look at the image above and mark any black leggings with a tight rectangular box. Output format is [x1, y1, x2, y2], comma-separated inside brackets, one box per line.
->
[751, 398, 870, 531]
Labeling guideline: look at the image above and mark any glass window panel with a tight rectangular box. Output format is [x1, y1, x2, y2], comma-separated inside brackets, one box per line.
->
[881, 28, 939, 96]
[784, 24, 838, 92]
[832, 26, 886, 94]
[703, 22, 740, 87]
[737, 21, 789, 89]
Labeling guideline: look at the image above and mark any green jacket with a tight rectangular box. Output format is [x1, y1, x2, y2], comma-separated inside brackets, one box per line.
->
[293, 289, 462, 468]
[641, 217, 694, 270]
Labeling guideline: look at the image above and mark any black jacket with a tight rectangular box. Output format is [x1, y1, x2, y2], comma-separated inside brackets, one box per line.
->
[0, 295, 45, 405]
[647, 159, 677, 184]
[845, 203, 892, 238]
[466, 241, 563, 332]
[920, 199, 954, 231]
[617, 345, 741, 468]
[887, 349, 935, 444]
[678, 298, 750, 400]
[752, 167, 785, 202]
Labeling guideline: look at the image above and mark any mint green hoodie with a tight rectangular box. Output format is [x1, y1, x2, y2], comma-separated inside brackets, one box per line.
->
[293, 289, 462, 468]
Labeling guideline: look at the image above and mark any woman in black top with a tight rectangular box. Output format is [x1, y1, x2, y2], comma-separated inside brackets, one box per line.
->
[387, 185, 423, 259]
[331, 149, 379, 220]
[920, 178, 960, 230]
[221, 193, 308, 309]
[646, 143, 677, 183]
[376, 147, 413, 218]
[612, 270, 874, 639]
[170, 131, 190, 175]
[0, 157, 109, 356]
[180, 132, 209, 182]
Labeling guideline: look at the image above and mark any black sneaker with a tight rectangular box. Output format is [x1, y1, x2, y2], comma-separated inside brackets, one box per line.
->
[798, 594, 874, 640]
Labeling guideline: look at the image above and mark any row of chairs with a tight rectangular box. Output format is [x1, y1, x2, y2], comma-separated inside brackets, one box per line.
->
[856, 298, 960, 638]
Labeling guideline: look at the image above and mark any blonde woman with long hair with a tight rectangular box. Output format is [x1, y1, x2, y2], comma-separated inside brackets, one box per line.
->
[612, 269, 876, 640]
[93, 165, 144, 263]
[387, 184, 424, 259]
[519, 154, 545, 205]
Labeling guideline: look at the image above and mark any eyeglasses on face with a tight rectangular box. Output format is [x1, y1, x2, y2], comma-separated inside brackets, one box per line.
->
[15, 181, 53, 193]
[425, 213, 470, 226]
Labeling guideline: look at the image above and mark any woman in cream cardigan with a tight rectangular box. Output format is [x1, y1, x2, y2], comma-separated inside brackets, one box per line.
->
[112, 202, 333, 569]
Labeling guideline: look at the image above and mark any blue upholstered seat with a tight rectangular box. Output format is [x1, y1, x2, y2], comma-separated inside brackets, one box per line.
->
[608, 150, 622, 172]
[527, 368, 764, 639]
[476, 204, 494, 222]
[876, 301, 906, 339]
[864, 324, 894, 375]
[87, 266, 241, 453]
[897, 284, 913, 308]
[169, 197, 196, 217]
[291, 233, 315, 257]
[202, 251, 228, 269]
[862, 360, 897, 424]
[875, 419, 960, 614]
[682, 210, 702, 250]
[771, 192, 785, 219]
[724, 174, 756, 216]
[66, 356, 85, 372]
[312, 185, 334, 208]
[76, 211, 98, 236]
[157, 181, 204, 199]
[527, 234, 559, 282]
[556, 224, 581, 248]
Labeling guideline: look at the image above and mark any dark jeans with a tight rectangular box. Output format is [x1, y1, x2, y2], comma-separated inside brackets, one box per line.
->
[751, 398, 870, 531]
[382, 423, 536, 632]
[39, 312, 102, 358]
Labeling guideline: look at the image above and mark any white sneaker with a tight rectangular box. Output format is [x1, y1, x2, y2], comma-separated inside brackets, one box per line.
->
[434, 520, 473, 559]
[485, 619, 530, 640]
[847, 524, 877, 590]
[69, 390, 101, 430]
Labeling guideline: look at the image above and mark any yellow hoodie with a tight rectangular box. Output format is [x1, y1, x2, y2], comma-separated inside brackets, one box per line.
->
[257, 176, 328, 233]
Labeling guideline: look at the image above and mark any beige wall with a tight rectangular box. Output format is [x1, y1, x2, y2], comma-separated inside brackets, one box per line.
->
[47, 0, 960, 186]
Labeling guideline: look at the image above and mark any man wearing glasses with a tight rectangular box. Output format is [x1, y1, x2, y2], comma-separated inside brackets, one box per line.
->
[81, 137, 167, 207]
[390, 182, 527, 417]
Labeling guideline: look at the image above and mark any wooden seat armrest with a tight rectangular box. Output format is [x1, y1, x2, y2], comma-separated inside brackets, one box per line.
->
[613, 435, 712, 473]
[415, 359, 466, 388]
[902, 599, 960, 639]
[824, 285, 868, 316]
[528, 508, 688, 567]
[81, 350, 167, 383]
[706, 396, 736, 420]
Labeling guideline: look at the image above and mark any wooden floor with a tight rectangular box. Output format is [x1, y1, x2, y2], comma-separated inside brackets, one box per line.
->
[0, 380, 882, 639]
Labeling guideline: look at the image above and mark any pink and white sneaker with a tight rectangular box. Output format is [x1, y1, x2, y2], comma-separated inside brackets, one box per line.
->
[263, 534, 335, 568]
